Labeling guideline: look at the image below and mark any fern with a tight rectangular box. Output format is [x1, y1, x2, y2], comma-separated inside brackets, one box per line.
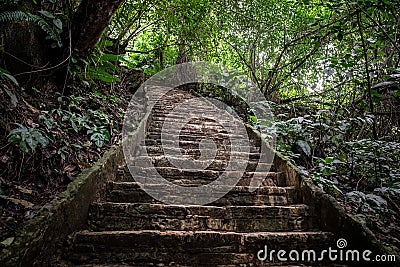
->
[0, 11, 31, 22]
[0, 11, 62, 47]
[30, 13, 63, 47]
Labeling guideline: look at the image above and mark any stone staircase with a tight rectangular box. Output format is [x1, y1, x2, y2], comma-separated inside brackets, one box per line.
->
[65, 88, 335, 266]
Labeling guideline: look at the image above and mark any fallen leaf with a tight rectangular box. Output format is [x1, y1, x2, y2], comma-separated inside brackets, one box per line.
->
[84, 141, 93, 147]
[77, 161, 92, 168]
[15, 185, 33, 194]
[0, 195, 34, 208]
[0, 155, 10, 163]
[63, 164, 77, 173]
[1, 237, 15, 247]
[21, 98, 40, 113]
[26, 118, 34, 126]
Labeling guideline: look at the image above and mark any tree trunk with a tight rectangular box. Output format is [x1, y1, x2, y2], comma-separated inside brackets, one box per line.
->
[1, 0, 125, 86]
[71, 0, 126, 58]
[1, 1, 51, 78]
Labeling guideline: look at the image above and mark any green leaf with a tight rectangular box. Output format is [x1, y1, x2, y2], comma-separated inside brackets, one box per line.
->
[249, 115, 258, 123]
[0, 68, 19, 86]
[1, 237, 15, 247]
[8, 124, 49, 153]
[100, 53, 122, 62]
[3, 87, 18, 107]
[325, 157, 334, 164]
[297, 140, 311, 157]
[52, 18, 62, 30]
[92, 70, 120, 83]
[371, 90, 383, 98]
[38, 10, 55, 19]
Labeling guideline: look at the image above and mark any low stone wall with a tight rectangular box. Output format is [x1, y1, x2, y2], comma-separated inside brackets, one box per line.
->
[298, 167, 399, 266]
[246, 125, 398, 266]
[274, 152, 389, 251]
[0, 145, 124, 266]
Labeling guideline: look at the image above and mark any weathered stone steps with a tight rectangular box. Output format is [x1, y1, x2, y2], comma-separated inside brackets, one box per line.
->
[117, 173, 284, 188]
[149, 108, 232, 114]
[106, 182, 298, 206]
[141, 146, 265, 161]
[145, 131, 251, 140]
[146, 124, 235, 133]
[116, 178, 284, 189]
[64, 87, 335, 266]
[69, 230, 334, 265]
[126, 166, 281, 181]
[88, 203, 314, 232]
[144, 138, 254, 148]
[129, 156, 273, 171]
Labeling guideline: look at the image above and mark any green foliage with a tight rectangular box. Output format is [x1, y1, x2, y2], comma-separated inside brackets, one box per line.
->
[346, 139, 400, 186]
[60, 110, 90, 133]
[0, 11, 27, 22]
[108, 0, 398, 200]
[1, 0, 399, 220]
[345, 190, 395, 224]
[38, 94, 113, 149]
[8, 124, 50, 153]
[313, 157, 343, 195]
[87, 126, 110, 147]
[0, 68, 19, 87]
[0, 0, 20, 8]
[0, 68, 19, 107]
[70, 41, 126, 84]
[0, 10, 63, 47]
[274, 103, 400, 195]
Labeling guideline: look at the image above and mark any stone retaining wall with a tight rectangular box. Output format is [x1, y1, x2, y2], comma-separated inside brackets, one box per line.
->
[0, 145, 124, 266]
[247, 124, 398, 266]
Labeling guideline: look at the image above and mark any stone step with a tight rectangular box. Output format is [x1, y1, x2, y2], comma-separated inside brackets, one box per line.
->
[69, 264, 338, 267]
[127, 166, 281, 179]
[151, 103, 214, 109]
[69, 230, 334, 265]
[146, 124, 230, 134]
[143, 137, 253, 147]
[88, 203, 314, 232]
[148, 119, 245, 131]
[141, 145, 265, 160]
[117, 168, 285, 187]
[106, 182, 297, 206]
[121, 166, 284, 186]
[63, 88, 337, 266]
[145, 131, 253, 142]
[151, 111, 236, 119]
[128, 156, 273, 172]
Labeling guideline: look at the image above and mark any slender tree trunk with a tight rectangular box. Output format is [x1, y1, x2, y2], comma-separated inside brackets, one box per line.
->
[71, 0, 126, 58]
[357, 10, 377, 139]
